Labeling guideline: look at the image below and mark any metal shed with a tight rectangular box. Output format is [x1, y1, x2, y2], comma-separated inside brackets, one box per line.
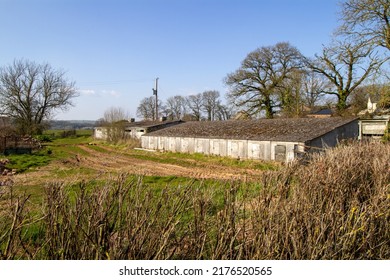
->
[141, 117, 358, 162]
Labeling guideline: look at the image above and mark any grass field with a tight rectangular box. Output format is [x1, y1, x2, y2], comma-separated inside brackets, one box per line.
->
[0, 131, 389, 260]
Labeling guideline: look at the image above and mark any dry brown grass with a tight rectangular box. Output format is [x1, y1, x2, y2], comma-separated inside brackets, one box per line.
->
[243, 141, 390, 259]
[0, 141, 389, 259]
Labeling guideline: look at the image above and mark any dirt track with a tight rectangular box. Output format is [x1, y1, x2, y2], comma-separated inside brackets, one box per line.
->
[75, 145, 265, 180]
[12, 144, 268, 186]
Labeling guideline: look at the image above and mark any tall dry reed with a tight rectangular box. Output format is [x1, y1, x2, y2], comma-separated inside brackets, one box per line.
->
[245, 141, 390, 259]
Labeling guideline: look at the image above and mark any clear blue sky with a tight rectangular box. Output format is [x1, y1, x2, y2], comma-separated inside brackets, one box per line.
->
[0, 0, 341, 120]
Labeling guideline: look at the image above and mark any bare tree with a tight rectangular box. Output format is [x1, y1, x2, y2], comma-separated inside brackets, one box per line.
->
[339, 0, 390, 51]
[0, 59, 78, 135]
[278, 69, 329, 117]
[302, 70, 329, 109]
[214, 103, 235, 120]
[186, 93, 204, 121]
[225, 42, 303, 118]
[306, 40, 387, 112]
[101, 106, 130, 143]
[165, 95, 187, 120]
[137, 96, 161, 120]
[202, 90, 220, 121]
[103, 106, 130, 123]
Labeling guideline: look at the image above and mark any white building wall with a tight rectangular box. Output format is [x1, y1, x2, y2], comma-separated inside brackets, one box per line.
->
[94, 127, 108, 140]
[194, 138, 210, 154]
[141, 135, 302, 162]
[194, 138, 203, 153]
[270, 142, 297, 161]
[227, 140, 239, 158]
[181, 137, 190, 153]
[226, 140, 248, 159]
[248, 141, 268, 160]
[168, 137, 176, 152]
[210, 139, 220, 156]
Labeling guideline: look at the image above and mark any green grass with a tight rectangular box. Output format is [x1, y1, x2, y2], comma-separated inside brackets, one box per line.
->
[131, 149, 278, 170]
[83, 144, 109, 153]
[43, 129, 93, 138]
[49, 135, 92, 146]
[51, 166, 97, 179]
[5, 149, 54, 173]
[3, 129, 94, 173]
[40, 129, 93, 145]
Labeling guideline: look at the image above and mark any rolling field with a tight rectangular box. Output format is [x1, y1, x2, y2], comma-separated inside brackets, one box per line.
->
[9, 132, 278, 191]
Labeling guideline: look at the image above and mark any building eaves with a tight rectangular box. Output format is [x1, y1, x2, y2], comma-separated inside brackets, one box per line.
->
[125, 120, 183, 129]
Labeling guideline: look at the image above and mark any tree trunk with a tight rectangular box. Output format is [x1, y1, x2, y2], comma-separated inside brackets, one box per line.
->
[337, 91, 349, 112]
[264, 98, 274, 119]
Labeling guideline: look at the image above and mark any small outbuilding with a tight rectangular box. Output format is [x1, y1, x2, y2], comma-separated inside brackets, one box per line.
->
[141, 117, 358, 162]
[94, 119, 182, 140]
[358, 116, 389, 140]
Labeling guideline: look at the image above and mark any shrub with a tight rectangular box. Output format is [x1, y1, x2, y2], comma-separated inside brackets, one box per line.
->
[60, 129, 77, 138]
[35, 135, 53, 142]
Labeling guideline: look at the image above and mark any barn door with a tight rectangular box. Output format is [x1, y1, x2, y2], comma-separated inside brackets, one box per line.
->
[274, 145, 286, 162]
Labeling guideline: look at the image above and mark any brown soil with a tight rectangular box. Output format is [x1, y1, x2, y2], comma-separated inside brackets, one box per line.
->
[11, 144, 267, 187]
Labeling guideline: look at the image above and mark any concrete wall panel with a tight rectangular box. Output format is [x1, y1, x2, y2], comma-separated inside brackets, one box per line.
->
[228, 140, 239, 158]
[210, 139, 220, 155]
[175, 137, 181, 152]
[181, 138, 189, 153]
[248, 141, 260, 159]
[219, 139, 227, 156]
[168, 137, 176, 152]
[142, 136, 303, 162]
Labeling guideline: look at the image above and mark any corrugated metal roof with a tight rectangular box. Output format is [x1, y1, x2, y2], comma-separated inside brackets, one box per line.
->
[143, 117, 357, 142]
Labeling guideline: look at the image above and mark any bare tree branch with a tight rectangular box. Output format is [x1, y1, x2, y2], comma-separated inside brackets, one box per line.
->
[0, 59, 78, 135]
[225, 42, 303, 118]
[339, 0, 390, 51]
[305, 39, 387, 111]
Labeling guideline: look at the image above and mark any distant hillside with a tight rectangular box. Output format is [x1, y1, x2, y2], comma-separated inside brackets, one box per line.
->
[49, 120, 97, 130]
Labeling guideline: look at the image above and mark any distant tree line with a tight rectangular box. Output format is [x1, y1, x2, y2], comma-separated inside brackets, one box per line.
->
[49, 120, 97, 130]
[136, 90, 236, 121]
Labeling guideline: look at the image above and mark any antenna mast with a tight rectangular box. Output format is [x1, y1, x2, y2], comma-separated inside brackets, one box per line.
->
[152, 77, 159, 121]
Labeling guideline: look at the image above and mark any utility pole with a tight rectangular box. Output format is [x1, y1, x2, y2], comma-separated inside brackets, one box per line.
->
[152, 77, 159, 121]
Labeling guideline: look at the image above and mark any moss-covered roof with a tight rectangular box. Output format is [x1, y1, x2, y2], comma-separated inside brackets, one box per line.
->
[143, 117, 357, 142]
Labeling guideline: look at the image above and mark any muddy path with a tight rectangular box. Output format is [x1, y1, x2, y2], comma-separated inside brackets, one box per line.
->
[76, 145, 265, 180]
[11, 144, 267, 186]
